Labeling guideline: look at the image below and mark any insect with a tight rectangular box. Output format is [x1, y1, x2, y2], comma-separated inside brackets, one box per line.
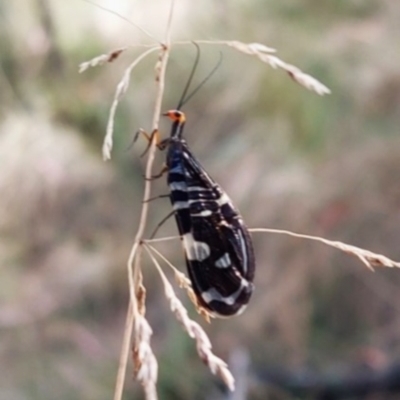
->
[163, 109, 256, 317]
[152, 45, 255, 317]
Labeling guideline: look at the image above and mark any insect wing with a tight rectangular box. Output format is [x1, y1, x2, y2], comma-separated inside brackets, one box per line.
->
[188, 216, 255, 316]
[181, 145, 255, 316]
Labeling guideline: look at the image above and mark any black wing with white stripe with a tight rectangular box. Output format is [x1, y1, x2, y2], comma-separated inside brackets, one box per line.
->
[166, 132, 255, 317]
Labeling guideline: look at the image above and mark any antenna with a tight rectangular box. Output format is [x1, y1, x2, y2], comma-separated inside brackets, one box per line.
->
[176, 43, 223, 110]
[176, 43, 201, 110]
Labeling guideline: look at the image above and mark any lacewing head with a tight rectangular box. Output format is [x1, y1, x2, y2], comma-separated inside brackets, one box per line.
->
[163, 110, 186, 124]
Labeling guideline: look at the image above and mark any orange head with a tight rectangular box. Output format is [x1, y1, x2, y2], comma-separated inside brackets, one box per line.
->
[162, 110, 186, 125]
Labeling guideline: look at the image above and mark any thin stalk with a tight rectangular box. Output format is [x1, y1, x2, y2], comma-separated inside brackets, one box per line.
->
[113, 1, 176, 399]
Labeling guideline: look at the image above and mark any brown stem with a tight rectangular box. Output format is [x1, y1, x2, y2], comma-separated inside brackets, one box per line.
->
[113, 1, 176, 400]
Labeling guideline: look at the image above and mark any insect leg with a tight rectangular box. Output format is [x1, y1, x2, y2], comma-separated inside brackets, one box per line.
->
[149, 210, 175, 239]
[143, 194, 170, 203]
[143, 164, 169, 180]
[125, 128, 150, 155]
[133, 128, 152, 143]
[129, 129, 164, 157]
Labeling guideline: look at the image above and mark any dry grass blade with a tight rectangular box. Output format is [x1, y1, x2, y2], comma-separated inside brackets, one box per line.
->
[175, 40, 329, 95]
[228, 41, 330, 95]
[144, 246, 235, 391]
[132, 312, 158, 400]
[174, 40, 276, 54]
[79, 48, 127, 73]
[144, 236, 180, 243]
[144, 243, 192, 288]
[103, 46, 160, 161]
[113, 302, 134, 400]
[114, 245, 157, 400]
[144, 243, 210, 319]
[250, 228, 400, 270]
[226, 40, 276, 54]
[113, 1, 175, 398]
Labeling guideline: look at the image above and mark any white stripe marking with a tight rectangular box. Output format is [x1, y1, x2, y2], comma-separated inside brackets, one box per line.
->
[191, 210, 212, 217]
[187, 186, 212, 192]
[215, 253, 231, 268]
[201, 279, 250, 306]
[169, 181, 187, 191]
[182, 233, 210, 261]
[237, 229, 248, 274]
[188, 199, 201, 205]
[187, 199, 218, 205]
[169, 164, 184, 174]
[217, 193, 231, 207]
[173, 201, 189, 210]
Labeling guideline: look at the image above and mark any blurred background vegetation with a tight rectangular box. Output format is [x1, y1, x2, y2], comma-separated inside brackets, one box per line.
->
[1, 0, 400, 399]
